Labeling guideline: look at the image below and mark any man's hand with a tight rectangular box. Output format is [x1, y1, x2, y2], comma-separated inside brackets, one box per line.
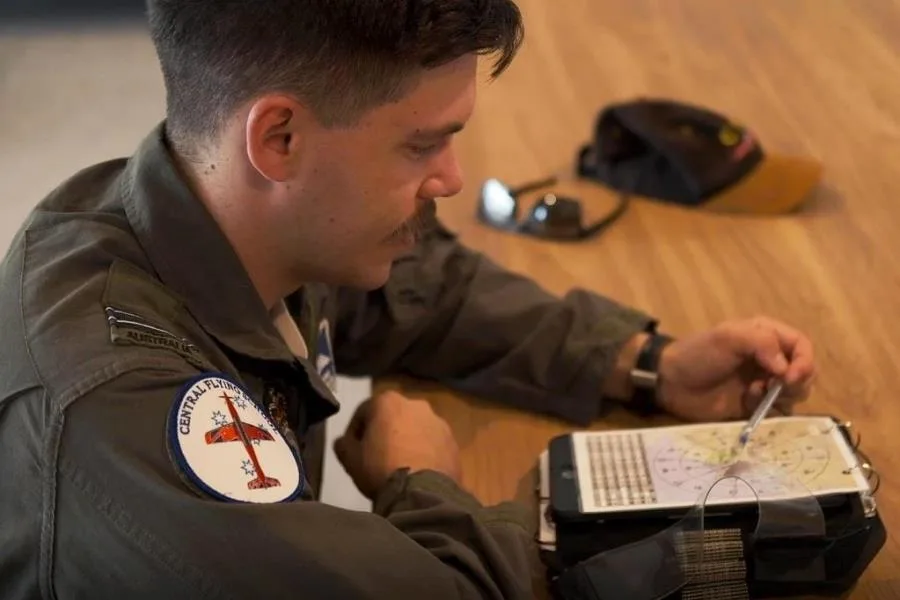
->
[333, 390, 462, 500]
[656, 316, 816, 422]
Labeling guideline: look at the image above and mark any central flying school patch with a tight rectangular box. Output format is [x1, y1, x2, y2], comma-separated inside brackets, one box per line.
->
[167, 373, 304, 503]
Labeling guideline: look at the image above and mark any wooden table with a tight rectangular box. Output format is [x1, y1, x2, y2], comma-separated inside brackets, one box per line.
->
[381, 1, 900, 598]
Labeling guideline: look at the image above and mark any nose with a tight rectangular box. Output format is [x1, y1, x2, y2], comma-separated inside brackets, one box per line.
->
[420, 147, 464, 199]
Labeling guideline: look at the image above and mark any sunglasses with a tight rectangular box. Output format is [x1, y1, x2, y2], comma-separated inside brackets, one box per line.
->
[476, 175, 630, 241]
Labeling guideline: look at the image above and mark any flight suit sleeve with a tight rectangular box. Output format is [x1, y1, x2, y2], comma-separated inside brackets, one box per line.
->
[332, 221, 657, 426]
[53, 364, 535, 600]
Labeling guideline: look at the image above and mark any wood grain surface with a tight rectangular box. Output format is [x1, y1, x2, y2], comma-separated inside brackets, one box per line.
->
[380, 1, 900, 597]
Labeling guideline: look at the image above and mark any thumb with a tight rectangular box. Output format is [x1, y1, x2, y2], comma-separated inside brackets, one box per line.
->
[333, 435, 371, 496]
[345, 397, 375, 440]
[333, 435, 355, 470]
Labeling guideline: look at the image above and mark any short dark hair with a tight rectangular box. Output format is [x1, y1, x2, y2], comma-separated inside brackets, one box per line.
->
[146, 0, 524, 154]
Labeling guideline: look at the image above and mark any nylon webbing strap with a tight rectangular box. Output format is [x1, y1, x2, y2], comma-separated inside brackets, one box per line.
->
[678, 528, 749, 600]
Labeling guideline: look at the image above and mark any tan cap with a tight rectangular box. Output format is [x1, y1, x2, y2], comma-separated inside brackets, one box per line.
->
[701, 154, 823, 214]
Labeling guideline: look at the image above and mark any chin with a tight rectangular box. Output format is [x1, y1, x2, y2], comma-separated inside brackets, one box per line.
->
[334, 262, 394, 291]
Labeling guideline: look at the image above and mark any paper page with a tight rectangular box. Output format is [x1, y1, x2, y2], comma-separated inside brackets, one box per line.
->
[571, 416, 871, 515]
[537, 450, 556, 548]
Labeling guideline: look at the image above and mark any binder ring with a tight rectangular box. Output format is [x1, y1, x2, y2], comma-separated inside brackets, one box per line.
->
[842, 446, 881, 494]
[832, 419, 862, 450]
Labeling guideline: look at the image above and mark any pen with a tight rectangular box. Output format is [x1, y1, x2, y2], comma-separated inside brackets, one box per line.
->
[736, 379, 785, 449]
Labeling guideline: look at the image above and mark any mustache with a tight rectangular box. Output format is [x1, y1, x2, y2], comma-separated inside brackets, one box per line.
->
[389, 199, 437, 241]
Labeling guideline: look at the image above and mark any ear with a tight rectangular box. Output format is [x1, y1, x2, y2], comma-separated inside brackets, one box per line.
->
[245, 95, 309, 183]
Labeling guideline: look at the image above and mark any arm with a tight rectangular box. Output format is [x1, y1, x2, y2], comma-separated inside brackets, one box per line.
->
[54, 364, 534, 600]
[333, 221, 657, 426]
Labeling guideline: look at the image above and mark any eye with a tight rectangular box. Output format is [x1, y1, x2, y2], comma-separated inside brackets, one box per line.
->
[408, 138, 447, 159]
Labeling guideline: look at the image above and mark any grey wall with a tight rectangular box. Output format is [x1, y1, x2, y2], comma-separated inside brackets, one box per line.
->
[0, 1, 147, 23]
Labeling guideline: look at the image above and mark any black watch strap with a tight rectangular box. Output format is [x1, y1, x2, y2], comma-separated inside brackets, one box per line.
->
[628, 333, 674, 415]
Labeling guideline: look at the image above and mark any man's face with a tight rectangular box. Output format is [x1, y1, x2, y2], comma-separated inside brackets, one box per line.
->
[266, 54, 478, 289]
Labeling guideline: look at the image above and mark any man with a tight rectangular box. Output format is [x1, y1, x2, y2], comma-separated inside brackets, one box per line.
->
[0, 1, 815, 598]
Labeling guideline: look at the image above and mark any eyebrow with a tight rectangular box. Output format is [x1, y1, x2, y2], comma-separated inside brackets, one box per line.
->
[409, 122, 466, 142]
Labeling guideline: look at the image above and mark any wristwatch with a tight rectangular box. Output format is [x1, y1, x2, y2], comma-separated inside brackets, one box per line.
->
[628, 333, 674, 415]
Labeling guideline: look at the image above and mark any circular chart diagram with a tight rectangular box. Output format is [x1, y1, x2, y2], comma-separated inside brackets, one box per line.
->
[647, 420, 835, 503]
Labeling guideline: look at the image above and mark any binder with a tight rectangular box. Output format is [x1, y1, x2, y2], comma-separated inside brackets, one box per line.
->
[535, 415, 886, 600]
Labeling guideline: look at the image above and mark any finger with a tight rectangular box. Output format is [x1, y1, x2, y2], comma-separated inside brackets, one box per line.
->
[750, 317, 815, 387]
[748, 378, 767, 398]
[770, 401, 791, 416]
[770, 370, 811, 415]
[345, 397, 376, 440]
[752, 316, 803, 348]
[333, 436, 348, 465]
[775, 397, 797, 415]
[333, 435, 358, 470]
[742, 379, 794, 418]
[740, 379, 767, 417]
[784, 334, 815, 388]
[740, 389, 761, 419]
[781, 377, 813, 409]
[724, 322, 788, 377]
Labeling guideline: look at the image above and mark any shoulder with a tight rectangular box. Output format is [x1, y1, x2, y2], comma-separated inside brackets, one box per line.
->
[28, 256, 218, 409]
[0, 160, 210, 407]
[0, 159, 137, 395]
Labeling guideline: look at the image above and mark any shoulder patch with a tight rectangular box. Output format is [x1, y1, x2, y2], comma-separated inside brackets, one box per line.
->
[166, 373, 304, 503]
[316, 318, 337, 391]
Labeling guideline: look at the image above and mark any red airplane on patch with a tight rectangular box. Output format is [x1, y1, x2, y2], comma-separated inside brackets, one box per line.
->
[205, 421, 273, 445]
[204, 392, 281, 490]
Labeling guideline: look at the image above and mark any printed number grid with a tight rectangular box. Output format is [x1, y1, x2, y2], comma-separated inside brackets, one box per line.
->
[588, 432, 657, 508]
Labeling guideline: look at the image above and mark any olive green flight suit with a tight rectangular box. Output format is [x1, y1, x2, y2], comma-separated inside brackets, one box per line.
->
[0, 123, 654, 599]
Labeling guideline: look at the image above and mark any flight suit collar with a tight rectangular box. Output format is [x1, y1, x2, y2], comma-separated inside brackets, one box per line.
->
[120, 122, 297, 366]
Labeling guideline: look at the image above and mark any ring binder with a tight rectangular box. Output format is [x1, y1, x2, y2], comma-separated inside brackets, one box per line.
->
[834, 419, 863, 451]
[536, 413, 888, 599]
[835, 419, 881, 515]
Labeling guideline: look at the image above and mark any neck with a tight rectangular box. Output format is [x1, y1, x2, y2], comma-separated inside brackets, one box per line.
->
[172, 150, 299, 312]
